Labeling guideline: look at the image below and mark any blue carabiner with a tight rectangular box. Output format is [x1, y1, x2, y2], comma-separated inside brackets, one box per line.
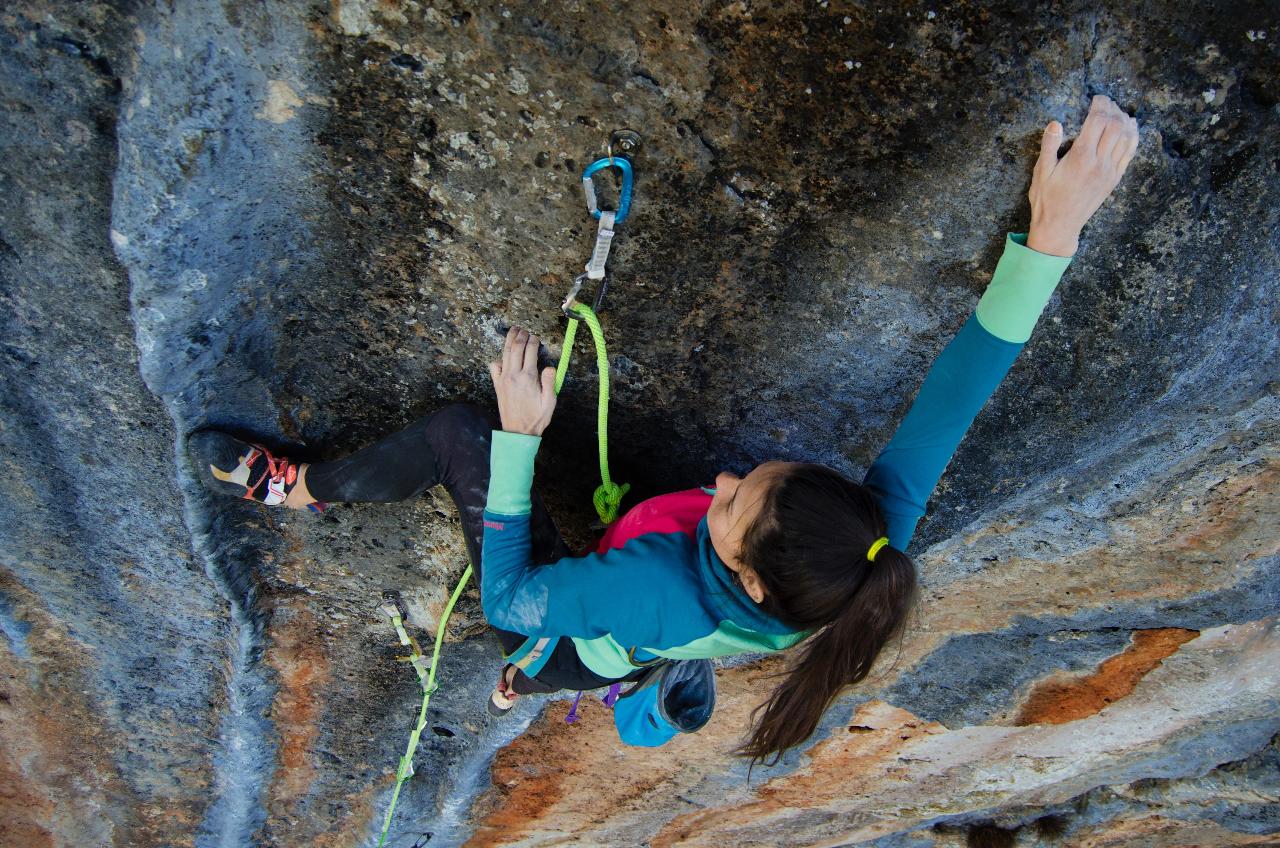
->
[581, 157, 633, 224]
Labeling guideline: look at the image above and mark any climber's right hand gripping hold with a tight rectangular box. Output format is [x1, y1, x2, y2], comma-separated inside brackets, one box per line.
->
[1027, 94, 1139, 257]
[490, 326, 557, 437]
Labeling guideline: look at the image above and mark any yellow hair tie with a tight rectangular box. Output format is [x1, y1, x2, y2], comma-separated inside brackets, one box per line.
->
[867, 537, 890, 562]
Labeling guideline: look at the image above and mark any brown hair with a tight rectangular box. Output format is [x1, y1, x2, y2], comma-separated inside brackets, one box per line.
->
[734, 463, 918, 767]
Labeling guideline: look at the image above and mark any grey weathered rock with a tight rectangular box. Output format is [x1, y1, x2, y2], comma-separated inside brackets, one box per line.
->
[1, 1, 1276, 846]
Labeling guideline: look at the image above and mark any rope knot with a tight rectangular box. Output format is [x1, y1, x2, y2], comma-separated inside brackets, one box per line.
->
[593, 480, 631, 525]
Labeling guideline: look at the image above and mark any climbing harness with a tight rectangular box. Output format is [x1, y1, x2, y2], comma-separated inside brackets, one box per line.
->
[566, 681, 622, 723]
[375, 568, 472, 848]
[374, 132, 642, 842]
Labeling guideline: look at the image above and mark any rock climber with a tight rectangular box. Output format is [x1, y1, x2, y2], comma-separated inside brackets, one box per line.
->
[191, 95, 1139, 764]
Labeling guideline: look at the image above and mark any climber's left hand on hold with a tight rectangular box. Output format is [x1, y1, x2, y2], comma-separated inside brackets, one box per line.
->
[490, 326, 558, 437]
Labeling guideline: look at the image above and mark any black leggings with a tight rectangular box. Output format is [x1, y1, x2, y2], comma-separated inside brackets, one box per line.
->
[305, 403, 642, 695]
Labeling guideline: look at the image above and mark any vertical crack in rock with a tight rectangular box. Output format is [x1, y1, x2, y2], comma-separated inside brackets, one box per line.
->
[3, 3, 233, 844]
[110, 1, 329, 842]
[177, 473, 275, 847]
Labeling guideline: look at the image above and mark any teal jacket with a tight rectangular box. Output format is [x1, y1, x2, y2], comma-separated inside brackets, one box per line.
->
[482, 234, 1071, 679]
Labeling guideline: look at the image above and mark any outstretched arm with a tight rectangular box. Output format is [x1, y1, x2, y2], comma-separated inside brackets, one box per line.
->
[865, 95, 1139, 550]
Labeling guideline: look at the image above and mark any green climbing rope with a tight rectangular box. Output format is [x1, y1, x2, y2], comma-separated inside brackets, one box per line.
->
[377, 564, 473, 848]
[373, 299, 622, 843]
[372, 303, 620, 842]
[554, 301, 630, 524]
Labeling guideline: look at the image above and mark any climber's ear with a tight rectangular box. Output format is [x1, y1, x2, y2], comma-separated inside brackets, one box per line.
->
[740, 569, 767, 604]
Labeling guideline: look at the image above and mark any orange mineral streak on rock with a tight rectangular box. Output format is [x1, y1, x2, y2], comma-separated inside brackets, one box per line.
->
[0, 744, 55, 848]
[758, 701, 948, 805]
[650, 619, 1278, 848]
[466, 657, 791, 848]
[257, 589, 390, 848]
[265, 600, 332, 811]
[653, 700, 947, 848]
[921, 457, 1277, 641]
[470, 619, 1275, 848]
[1015, 628, 1199, 726]
[0, 574, 183, 847]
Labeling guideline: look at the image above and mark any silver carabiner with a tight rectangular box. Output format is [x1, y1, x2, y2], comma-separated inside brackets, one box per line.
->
[562, 273, 587, 317]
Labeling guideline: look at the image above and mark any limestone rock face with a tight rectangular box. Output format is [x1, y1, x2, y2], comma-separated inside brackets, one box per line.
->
[1, 1, 1276, 847]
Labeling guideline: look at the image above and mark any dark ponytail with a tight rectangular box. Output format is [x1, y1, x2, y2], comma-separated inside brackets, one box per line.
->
[733, 464, 918, 767]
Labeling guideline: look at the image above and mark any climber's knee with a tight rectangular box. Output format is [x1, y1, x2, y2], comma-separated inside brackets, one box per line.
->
[428, 402, 499, 439]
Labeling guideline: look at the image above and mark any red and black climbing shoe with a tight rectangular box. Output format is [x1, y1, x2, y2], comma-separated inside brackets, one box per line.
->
[188, 430, 326, 512]
[487, 664, 519, 717]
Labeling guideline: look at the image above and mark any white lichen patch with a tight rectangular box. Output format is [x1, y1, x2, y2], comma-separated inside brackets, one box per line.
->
[257, 80, 303, 123]
[178, 268, 208, 292]
[410, 154, 432, 191]
[334, 0, 377, 36]
[507, 68, 529, 95]
[65, 119, 92, 148]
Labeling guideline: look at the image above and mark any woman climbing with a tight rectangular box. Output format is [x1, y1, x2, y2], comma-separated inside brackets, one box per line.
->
[191, 95, 1139, 765]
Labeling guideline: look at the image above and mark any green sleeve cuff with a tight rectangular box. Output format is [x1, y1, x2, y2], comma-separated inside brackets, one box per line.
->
[974, 233, 1073, 343]
[486, 431, 541, 514]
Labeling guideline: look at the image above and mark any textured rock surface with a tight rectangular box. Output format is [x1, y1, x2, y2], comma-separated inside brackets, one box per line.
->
[0, 4, 227, 845]
[1, 1, 1277, 846]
